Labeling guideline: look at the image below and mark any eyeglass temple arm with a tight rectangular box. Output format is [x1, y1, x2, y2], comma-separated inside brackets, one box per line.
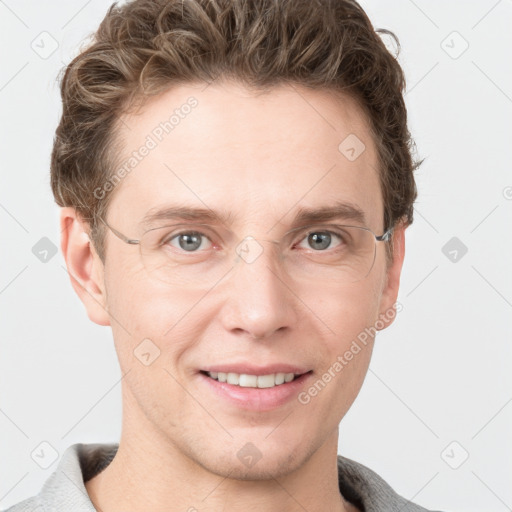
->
[99, 217, 140, 245]
[376, 226, 393, 242]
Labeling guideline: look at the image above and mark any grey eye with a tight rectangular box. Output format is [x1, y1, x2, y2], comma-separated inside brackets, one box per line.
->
[170, 232, 210, 252]
[308, 232, 330, 250]
[306, 232, 337, 250]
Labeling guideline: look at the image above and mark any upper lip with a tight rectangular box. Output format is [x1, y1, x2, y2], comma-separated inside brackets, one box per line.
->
[200, 364, 311, 376]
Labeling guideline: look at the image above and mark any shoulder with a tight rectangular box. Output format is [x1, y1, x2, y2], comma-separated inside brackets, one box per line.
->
[2, 495, 42, 512]
[2, 443, 118, 512]
[337, 454, 448, 512]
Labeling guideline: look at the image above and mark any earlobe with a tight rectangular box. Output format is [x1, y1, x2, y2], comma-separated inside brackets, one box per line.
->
[376, 223, 406, 331]
[60, 207, 111, 326]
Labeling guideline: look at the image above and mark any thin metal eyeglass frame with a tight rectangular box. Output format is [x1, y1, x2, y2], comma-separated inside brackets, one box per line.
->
[98, 216, 393, 251]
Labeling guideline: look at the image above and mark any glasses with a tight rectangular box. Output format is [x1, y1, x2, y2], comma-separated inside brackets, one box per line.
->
[100, 217, 393, 288]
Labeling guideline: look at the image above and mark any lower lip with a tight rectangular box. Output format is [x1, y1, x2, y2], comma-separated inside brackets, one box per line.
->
[198, 372, 313, 411]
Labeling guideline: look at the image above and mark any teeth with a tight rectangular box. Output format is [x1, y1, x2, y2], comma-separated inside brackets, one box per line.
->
[227, 372, 239, 385]
[206, 371, 299, 388]
[239, 374, 257, 387]
[257, 374, 275, 388]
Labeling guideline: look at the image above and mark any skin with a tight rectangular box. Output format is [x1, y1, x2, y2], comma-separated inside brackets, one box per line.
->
[61, 80, 405, 512]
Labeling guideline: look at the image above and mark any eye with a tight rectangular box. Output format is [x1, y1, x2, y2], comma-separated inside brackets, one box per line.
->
[167, 231, 213, 252]
[297, 230, 343, 251]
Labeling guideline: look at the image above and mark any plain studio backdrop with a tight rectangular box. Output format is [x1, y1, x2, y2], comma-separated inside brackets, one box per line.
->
[0, 1, 511, 511]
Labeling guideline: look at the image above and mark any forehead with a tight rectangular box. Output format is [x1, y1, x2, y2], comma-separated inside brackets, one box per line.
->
[109, 80, 383, 233]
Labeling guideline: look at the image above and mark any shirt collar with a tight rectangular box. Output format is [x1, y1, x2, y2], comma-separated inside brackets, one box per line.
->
[32, 442, 426, 512]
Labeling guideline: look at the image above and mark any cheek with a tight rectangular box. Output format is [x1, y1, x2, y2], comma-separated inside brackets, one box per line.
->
[306, 279, 382, 403]
[315, 276, 382, 345]
[103, 258, 195, 351]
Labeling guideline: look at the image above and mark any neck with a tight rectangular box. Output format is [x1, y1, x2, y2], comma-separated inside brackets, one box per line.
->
[85, 389, 359, 512]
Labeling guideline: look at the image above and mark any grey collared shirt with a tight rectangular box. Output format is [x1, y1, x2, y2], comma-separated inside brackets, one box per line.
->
[4, 443, 445, 511]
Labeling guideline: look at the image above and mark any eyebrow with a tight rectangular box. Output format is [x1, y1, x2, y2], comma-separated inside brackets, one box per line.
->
[141, 200, 367, 230]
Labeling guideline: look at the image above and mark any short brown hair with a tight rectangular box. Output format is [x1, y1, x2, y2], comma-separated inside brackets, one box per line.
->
[51, 0, 422, 262]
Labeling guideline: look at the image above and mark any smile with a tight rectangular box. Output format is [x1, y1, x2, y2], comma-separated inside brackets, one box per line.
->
[203, 371, 304, 388]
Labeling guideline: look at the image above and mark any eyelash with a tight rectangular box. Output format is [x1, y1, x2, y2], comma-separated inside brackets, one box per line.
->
[164, 228, 345, 253]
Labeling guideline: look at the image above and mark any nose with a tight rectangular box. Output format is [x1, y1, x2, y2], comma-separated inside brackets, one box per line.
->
[219, 237, 298, 340]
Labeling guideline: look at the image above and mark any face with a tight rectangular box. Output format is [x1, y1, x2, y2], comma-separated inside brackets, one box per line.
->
[70, 80, 404, 480]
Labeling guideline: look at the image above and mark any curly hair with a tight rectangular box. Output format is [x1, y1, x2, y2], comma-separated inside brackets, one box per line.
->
[51, 0, 422, 262]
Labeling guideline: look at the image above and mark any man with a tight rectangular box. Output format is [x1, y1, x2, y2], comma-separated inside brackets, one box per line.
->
[6, 0, 444, 510]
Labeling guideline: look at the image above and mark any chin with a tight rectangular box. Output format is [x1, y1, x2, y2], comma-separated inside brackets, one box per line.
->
[206, 454, 303, 481]
[190, 437, 316, 481]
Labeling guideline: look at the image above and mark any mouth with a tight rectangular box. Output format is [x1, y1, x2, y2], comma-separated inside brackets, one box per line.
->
[197, 364, 314, 411]
[200, 370, 310, 389]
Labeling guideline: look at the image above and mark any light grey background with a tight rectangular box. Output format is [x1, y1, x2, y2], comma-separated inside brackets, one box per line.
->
[1, 1, 511, 511]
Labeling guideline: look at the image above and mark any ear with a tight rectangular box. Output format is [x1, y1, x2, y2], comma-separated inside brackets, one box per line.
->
[376, 222, 406, 330]
[60, 207, 110, 326]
